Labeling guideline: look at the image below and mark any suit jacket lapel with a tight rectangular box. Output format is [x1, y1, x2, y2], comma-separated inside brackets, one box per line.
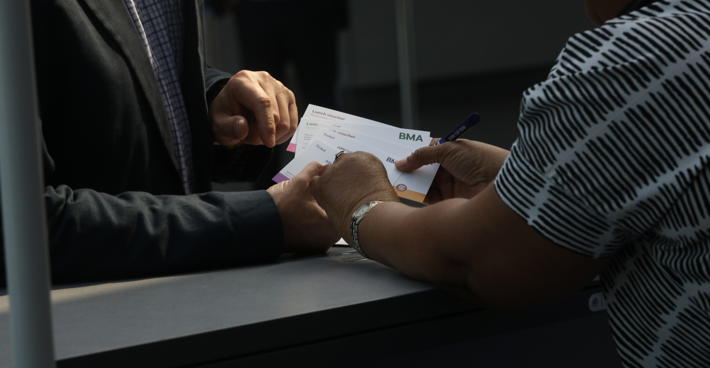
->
[80, 0, 180, 173]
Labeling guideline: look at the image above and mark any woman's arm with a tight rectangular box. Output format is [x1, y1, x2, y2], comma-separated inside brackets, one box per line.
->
[311, 146, 608, 308]
[356, 184, 607, 307]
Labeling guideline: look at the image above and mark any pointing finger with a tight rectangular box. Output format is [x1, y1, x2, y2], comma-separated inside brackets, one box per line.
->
[395, 144, 451, 172]
[230, 73, 277, 147]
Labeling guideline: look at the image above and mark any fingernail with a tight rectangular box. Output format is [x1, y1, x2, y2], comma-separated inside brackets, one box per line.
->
[395, 159, 406, 167]
[235, 118, 248, 140]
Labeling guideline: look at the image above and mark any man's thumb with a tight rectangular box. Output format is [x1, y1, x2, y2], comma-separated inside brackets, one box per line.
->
[230, 115, 249, 141]
[214, 115, 249, 146]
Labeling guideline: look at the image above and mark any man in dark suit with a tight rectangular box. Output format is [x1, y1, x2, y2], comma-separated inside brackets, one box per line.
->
[0, 0, 337, 285]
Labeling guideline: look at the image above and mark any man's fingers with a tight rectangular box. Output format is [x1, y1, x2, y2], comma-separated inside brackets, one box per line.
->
[230, 74, 277, 147]
[274, 90, 292, 144]
[295, 161, 326, 183]
[287, 91, 299, 141]
[396, 144, 450, 172]
[251, 96, 277, 148]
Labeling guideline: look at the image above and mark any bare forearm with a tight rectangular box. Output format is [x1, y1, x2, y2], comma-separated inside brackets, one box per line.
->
[314, 149, 606, 308]
[357, 198, 473, 286]
[354, 184, 607, 308]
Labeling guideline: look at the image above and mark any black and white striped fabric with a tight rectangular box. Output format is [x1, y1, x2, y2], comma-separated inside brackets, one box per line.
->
[495, 1, 709, 367]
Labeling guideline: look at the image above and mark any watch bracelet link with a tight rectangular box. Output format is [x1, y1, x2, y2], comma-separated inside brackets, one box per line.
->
[349, 200, 383, 257]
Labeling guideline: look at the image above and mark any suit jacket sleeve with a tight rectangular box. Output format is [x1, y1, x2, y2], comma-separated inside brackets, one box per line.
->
[0, 140, 285, 286]
[204, 65, 231, 102]
[43, 184, 284, 283]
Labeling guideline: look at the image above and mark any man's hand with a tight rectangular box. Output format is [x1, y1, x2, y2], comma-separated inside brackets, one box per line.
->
[396, 140, 509, 203]
[209, 70, 298, 148]
[267, 162, 339, 253]
[310, 152, 399, 242]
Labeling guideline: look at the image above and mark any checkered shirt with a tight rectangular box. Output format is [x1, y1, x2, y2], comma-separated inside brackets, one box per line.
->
[124, 0, 194, 193]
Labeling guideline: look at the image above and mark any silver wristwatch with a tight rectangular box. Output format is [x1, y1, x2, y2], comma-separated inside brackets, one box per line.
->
[350, 200, 383, 257]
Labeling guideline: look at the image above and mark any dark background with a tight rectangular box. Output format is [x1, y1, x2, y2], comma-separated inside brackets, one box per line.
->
[204, 0, 592, 148]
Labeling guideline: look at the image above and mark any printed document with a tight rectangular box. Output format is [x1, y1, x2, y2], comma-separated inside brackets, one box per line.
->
[276, 105, 439, 202]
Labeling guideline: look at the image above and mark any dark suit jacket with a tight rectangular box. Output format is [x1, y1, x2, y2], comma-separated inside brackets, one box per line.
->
[0, 0, 284, 285]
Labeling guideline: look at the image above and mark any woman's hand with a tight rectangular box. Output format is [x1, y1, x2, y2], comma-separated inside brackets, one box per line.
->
[310, 152, 399, 242]
[396, 140, 509, 203]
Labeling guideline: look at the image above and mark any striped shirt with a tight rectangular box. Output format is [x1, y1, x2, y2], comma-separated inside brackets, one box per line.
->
[495, 1, 709, 367]
[124, 0, 194, 193]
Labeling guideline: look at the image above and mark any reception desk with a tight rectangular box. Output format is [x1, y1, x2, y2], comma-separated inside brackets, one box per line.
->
[0, 247, 620, 367]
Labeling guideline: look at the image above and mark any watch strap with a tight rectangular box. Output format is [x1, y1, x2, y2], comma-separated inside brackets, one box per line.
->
[350, 200, 383, 257]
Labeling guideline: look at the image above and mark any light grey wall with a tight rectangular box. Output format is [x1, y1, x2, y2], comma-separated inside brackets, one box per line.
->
[345, 0, 592, 87]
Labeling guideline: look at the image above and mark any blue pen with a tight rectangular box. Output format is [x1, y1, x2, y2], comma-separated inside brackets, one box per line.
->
[436, 112, 481, 145]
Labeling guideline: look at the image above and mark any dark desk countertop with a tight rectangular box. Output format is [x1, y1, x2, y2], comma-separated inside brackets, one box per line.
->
[0, 248, 477, 367]
[1, 247, 615, 368]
